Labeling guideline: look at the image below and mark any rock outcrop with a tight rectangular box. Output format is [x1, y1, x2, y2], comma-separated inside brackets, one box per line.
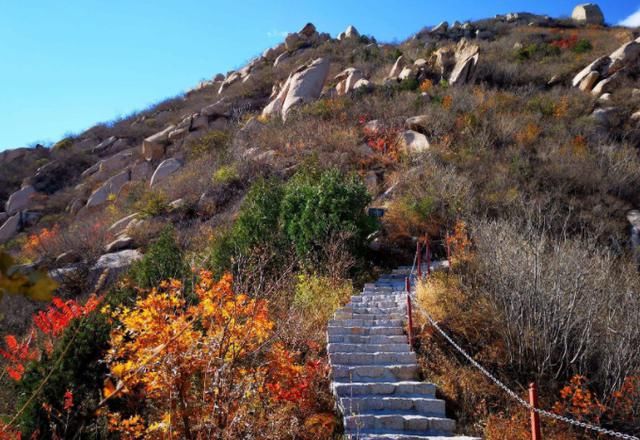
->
[334, 68, 365, 95]
[338, 25, 360, 40]
[573, 37, 640, 95]
[449, 40, 480, 85]
[5, 185, 36, 215]
[150, 158, 182, 187]
[142, 125, 175, 161]
[262, 57, 330, 121]
[0, 213, 21, 244]
[86, 170, 131, 208]
[571, 3, 604, 25]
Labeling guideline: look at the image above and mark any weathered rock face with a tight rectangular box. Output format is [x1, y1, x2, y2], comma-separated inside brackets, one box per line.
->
[573, 38, 640, 95]
[0, 213, 20, 244]
[104, 235, 134, 253]
[262, 57, 330, 121]
[86, 170, 131, 208]
[142, 125, 175, 161]
[93, 249, 142, 271]
[571, 3, 604, 25]
[387, 56, 407, 80]
[131, 160, 154, 181]
[449, 40, 480, 85]
[338, 25, 360, 40]
[92, 149, 137, 180]
[334, 68, 365, 95]
[109, 213, 140, 235]
[150, 158, 182, 187]
[5, 185, 36, 215]
[405, 115, 429, 134]
[397, 130, 430, 154]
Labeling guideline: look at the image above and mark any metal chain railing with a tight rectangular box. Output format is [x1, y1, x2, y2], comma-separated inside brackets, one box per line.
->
[408, 246, 639, 440]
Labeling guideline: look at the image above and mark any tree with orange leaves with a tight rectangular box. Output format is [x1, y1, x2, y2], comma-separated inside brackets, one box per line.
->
[104, 271, 317, 439]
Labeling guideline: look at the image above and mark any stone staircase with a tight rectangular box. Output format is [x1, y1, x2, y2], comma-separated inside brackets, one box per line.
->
[328, 265, 480, 440]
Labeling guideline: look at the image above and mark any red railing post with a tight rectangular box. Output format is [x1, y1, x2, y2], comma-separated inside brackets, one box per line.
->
[405, 276, 410, 293]
[417, 240, 422, 279]
[425, 235, 431, 278]
[529, 382, 542, 440]
[406, 286, 414, 346]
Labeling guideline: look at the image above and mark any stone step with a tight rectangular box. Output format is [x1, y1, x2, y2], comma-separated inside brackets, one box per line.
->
[330, 352, 417, 365]
[332, 381, 436, 398]
[339, 396, 446, 417]
[345, 302, 406, 310]
[328, 334, 409, 344]
[332, 364, 419, 382]
[345, 414, 455, 435]
[352, 294, 407, 302]
[341, 308, 406, 316]
[334, 312, 406, 320]
[350, 435, 478, 440]
[329, 319, 404, 327]
[328, 326, 405, 336]
[328, 343, 411, 353]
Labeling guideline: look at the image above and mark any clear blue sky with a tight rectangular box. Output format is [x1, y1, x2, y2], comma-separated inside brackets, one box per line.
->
[0, 0, 637, 151]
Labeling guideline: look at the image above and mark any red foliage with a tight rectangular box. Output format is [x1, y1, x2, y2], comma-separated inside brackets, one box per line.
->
[0, 295, 101, 381]
[550, 34, 578, 50]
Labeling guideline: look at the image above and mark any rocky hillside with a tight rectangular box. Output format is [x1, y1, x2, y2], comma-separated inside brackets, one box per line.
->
[2, 3, 640, 439]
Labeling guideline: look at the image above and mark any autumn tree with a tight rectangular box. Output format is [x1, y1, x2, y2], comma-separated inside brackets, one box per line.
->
[104, 271, 323, 439]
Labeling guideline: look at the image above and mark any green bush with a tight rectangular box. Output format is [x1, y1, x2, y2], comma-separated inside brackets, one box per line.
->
[187, 130, 230, 159]
[516, 43, 561, 61]
[135, 190, 169, 218]
[281, 169, 374, 259]
[209, 179, 284, 273]
[210, 169, 374, 270]
[130, 226, 186, 288]
[572, 38, 593, 54]
[212, 164, 239, 185]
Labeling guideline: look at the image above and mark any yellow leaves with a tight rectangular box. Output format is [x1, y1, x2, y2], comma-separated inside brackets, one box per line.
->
[0, 251, 57, 306]
[303, 413, 337, 439]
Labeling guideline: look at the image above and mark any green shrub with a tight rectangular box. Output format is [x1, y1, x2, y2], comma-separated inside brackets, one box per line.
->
[516, 43, 561, 61]
[281, 169, 374, 259]
[212, 164, 239, 185]
[186, 130, 230, 159]
[572, 38, 593, 54]
[130, 226, 186, 288]
[51, 137, 74, 152]
[397, 77, 419, 91]
[209, 179, 284, 273]
[135, 190, 169, 218]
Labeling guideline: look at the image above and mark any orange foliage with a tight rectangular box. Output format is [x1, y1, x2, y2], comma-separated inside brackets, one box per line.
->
[419, 79, 433, 93]
[553, 97, 569, 119]
[553, 375, 606, 424]
[445, 220, 472, 268]
[104, 271, 322, 438]
[442, 95, 453, 110]
[360, 118, 401, 160]
[22, 226, 59, 259]
[516, 122, 541, 146]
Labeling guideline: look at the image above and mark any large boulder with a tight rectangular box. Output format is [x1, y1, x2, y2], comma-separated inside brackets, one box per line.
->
[150, 158, 182, 187]
[338, 25, 360, 40]
[387, 56, 407, 79]
[572, 38, 640, 95]
[0, 213, 20, 244]
[262, 57, 330, 121]
[93, 249, 142, 271]
[104, 235, 134, 253]
[93, 149, 137, 180]
[5, 185, 36, 215]
[571, 3, 604, 25]
[397, 130, 430, 154]
[334, 68, 365, 95]
[142, 125, 175, 161]
[86, 170, 131, 208]
[109, 213, 140, 235]
[449, 40, 479, 85]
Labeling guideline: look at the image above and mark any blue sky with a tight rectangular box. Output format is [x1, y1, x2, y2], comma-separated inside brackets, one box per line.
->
[0, 0, 638, 151]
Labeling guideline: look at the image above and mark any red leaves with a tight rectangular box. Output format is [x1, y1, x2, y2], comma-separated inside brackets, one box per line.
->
[63, 390, 74, 411]
[1, 295, 101, 381]
[34, 295, 99, 337]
